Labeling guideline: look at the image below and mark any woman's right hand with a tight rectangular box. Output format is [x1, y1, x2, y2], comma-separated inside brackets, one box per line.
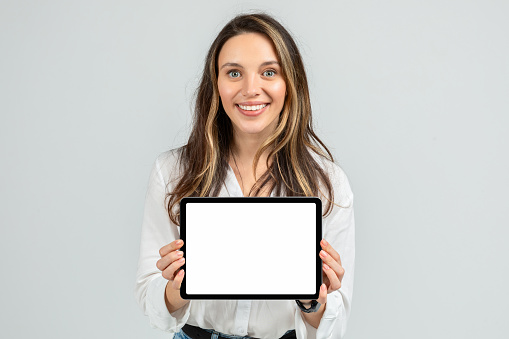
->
[157, 239, 185, 290]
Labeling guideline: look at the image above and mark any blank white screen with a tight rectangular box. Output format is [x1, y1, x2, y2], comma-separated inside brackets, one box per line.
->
[185, 202, 316, 295]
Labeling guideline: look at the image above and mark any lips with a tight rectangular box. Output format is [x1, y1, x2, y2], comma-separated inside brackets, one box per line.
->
[235, 103, 269, 116]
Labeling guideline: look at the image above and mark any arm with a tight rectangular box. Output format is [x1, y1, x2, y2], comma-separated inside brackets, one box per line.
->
[134, 150, 192, 332]
[299, 301, 327, 328]
[294, 163, 355, 338]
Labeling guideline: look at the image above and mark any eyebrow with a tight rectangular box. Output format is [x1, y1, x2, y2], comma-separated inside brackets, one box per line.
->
[219, 60, 280, 70]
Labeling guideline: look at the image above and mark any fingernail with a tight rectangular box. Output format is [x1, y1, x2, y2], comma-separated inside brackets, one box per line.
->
[321, 239, 328, 246]
[179, 270, 184, 276]
[176, 240, 183, 245]
[176, 251, 183, 257]
[320, 250, 328, 257]
[323, 263, 330, 270]
[178, 258, 185, 263]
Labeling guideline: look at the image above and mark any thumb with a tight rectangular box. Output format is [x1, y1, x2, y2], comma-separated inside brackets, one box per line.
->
[317, 283, 327, 305]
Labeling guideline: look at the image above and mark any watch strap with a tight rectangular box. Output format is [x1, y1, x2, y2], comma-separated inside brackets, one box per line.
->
[295, 300, 321, 313]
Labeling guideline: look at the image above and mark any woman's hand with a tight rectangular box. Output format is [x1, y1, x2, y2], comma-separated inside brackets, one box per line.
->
[157, 239, 186, 290]
[316, 238, 345, 306]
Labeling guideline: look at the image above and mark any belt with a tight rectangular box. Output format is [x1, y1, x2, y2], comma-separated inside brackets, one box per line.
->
[182, 324, 297, 339]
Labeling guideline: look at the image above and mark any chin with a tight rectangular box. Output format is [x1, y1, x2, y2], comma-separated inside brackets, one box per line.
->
[230, 114, 280, 137]
[239, 127, 268, 135]
[236, 122, 273, 135]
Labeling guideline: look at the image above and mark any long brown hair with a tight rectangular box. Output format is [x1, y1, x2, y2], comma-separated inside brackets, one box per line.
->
[166, 13, 339, 226]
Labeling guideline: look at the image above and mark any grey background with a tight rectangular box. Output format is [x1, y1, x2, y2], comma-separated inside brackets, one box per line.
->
[1, 0, 507, 338]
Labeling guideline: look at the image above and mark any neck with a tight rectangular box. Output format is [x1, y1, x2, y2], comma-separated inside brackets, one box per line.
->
[230, 128, 275, 170]
[229, 124, 278, 197]
[231, 114, 279, 164]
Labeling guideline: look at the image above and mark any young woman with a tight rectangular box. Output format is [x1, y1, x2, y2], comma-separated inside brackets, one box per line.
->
[135, 13, 355, 339]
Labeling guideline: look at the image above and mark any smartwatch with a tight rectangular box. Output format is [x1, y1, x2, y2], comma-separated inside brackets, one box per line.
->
[295, 300, 321, 313]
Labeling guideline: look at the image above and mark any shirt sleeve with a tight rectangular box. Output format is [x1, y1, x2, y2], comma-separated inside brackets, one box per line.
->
[134, 151, 192, 333]
[294, 161, 355, 339]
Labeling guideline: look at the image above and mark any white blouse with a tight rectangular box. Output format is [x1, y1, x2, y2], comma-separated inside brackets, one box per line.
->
[134, 148, 355, 339]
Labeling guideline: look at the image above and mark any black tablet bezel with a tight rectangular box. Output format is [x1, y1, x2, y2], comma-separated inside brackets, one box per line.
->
[179, 196, 322, 300]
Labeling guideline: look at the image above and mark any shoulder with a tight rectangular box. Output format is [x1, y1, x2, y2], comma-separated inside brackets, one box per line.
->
[155, 147, 182, 168]
[310, 149, 354, 208]
[153, 146, 185, 185]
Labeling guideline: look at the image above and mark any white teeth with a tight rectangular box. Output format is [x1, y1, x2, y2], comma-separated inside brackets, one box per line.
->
[238, 104, 268, 111]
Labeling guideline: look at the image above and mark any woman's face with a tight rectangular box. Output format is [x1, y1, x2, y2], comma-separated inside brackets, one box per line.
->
[217, 33, 286, 139]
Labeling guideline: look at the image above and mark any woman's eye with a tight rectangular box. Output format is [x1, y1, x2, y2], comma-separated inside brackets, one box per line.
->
[263, 70, 276, 77]
[228, 70, 241, 78]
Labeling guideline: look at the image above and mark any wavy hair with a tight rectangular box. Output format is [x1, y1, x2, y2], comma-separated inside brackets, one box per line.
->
[166, 13, 339, 226]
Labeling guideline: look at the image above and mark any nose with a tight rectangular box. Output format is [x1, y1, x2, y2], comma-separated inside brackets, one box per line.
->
[241, 73, 261, 97]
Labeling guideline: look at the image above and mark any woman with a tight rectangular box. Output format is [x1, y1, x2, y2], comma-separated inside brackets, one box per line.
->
[134, 13, 355, 339]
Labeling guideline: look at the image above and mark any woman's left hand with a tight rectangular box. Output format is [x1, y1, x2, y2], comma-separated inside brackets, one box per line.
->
[316, 238, 345, 305]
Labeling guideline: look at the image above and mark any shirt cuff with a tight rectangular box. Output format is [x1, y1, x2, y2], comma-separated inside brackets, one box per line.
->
[294, 291, 343, 339]
[145, 275, 191, 332]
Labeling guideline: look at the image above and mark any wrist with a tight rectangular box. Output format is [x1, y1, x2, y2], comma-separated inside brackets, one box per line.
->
[165, 282, 188, 313]
[295, 299, 321, 313]
[298, 300, 312, 306]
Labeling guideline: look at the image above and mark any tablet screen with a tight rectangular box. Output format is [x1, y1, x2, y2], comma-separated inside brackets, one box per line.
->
[179, 197, 322, 300]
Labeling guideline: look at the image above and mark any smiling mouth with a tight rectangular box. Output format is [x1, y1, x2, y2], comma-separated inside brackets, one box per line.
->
[237, 103, 268, 111]
[235, 103, 269, 116]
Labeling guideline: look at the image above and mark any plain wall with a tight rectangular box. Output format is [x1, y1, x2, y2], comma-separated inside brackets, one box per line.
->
[1, 0, 507, 338]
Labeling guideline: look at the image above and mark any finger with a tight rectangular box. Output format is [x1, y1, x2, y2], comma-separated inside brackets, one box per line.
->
[320, 239, 341, 266]
[156, 250, 184, 271]
[172, 269, 185, 290]
[316, 283, 328, 305]
[159, 239, 184, 257]
[319, 250, 345, 282]
[322, 262, 342, 291]
[161, 256, 185, 281]
[322, 270, 331, 288]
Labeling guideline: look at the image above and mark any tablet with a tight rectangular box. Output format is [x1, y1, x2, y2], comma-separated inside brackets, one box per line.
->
[179, 196, 322, 300]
